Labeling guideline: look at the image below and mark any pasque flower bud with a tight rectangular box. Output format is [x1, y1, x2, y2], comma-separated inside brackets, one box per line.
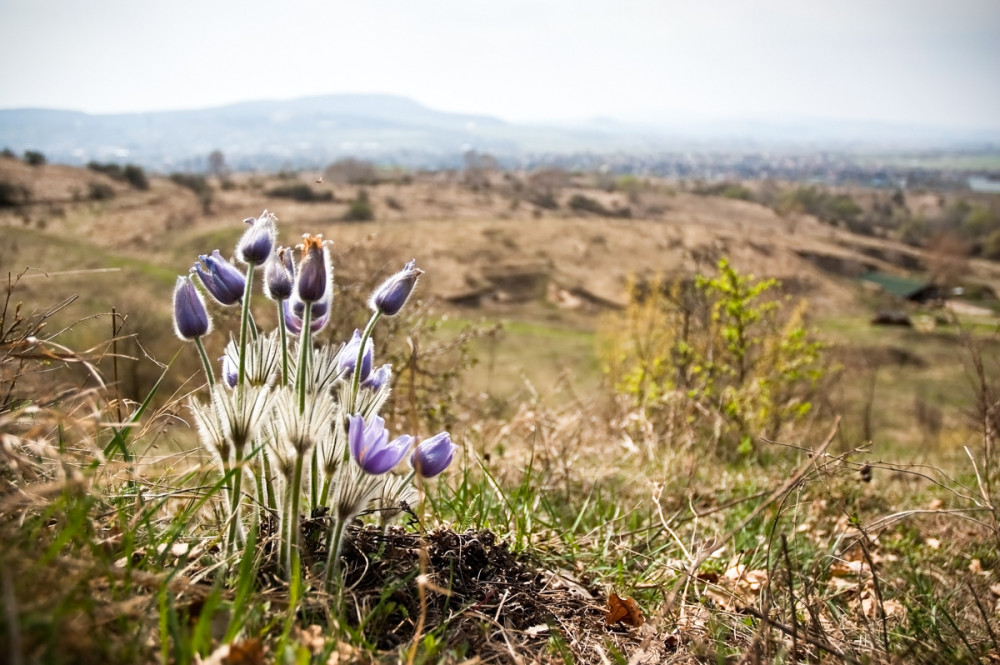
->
[370, 259, 423, 316]
[410, 431, 456, 478]
[236, 210, 276, 266]
[193, 250, 245, 305]
[172, 275, 211, 340]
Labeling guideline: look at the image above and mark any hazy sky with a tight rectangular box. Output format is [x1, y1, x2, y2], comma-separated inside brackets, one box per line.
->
[2, 0, 999, 128]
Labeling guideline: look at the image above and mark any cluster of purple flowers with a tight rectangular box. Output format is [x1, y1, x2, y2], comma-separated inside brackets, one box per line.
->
[172, 210, 455, 586]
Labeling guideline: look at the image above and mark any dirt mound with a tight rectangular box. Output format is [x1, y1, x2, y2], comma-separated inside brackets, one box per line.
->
[294, 524, 667, 663]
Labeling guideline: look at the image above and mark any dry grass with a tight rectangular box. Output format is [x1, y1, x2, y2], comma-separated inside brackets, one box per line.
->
[1, 163, 1000, 663]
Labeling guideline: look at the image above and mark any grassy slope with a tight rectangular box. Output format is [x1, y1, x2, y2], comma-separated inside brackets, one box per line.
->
[2, 160, 1000, 663]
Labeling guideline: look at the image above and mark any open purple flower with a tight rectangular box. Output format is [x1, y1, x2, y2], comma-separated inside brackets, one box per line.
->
[410, 431, 456, 478]
[193, 250, 245, 305]
[337, 329, 373, 382]
[370, 259, 423, 316]
[264, 246, 295, 301]
[348, 414, 413, 475]
[236, 210, 276, 266]
[172, 275, 211, 340]
[296, 235, 331, 303]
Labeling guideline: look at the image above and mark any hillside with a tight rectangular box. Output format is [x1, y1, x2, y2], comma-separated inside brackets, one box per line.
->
[3, 157, 999, 316]
[4, 157, 1000, 664]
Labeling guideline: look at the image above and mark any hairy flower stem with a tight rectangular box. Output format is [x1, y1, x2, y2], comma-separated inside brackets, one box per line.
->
[349, 312, 381, 413]
[310, 448, 320, 512]
[285, 454, 305, 580]
[238, 266, 255, 387]
[319, 475, 333, 509]
[323, 515, 348, 593]
[226, 446, 245, 556]
[194, 337, 216, 387]
[296, 307, 313, 415]
[262, 451, 277, 512]
[277, 302, 289, 386]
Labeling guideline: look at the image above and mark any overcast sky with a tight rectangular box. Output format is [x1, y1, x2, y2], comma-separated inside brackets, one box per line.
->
[2, 0, 998, 129]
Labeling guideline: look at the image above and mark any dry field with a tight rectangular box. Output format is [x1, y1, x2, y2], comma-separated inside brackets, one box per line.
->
[2, 157, 1000, 664]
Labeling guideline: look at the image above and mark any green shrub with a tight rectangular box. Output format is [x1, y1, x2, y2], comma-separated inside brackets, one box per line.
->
[600, 258, 829, 456]
[0, 180, 30, 207]
[568, 194, 610, 215]
[265, 183, 333, 202]
[694, 181, 754, 201]
[123, 164, 149, 190]
[23, 150, 46, 167]
[169, 173, 213, 213]
[776, 186, 862, 228]
[342, 190, 374, 221]
[568, 194, 630, 218]
[528, 191, 559, 210]
[88, 182, 115, 201]
[87, 162, 149, 190]
[983, 229, 1000, 261]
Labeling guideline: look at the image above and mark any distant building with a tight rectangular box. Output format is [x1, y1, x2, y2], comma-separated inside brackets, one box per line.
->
[857, 272, 943, 304]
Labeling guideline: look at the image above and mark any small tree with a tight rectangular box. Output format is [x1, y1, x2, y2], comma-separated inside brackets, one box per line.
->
[342, 189, 374, 221]
[23, 150, 46, 167]
[601, 258, 829, 456]
[207, 150, 228, 178]
[926, 231, 969, 288]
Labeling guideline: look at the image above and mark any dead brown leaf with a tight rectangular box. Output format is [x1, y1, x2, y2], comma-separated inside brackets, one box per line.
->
[605, 591, 644, 627]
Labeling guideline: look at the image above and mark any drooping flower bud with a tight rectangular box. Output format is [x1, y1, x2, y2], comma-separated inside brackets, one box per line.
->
[296, 235, 331, 303]
[282, 295, 331, 336]
[193, 250, 245, 305]
[410, 431, 456, 478]
[370, 259, 423, 316]
[172, 275, 211, 340]
[361, 363, 392, 391]
[264, 246, 294, 301]
[348, 414, 413, 475]
[337, 329, 373, 382]
[221, 354, 238, 389]
[235, 210, 277, 266]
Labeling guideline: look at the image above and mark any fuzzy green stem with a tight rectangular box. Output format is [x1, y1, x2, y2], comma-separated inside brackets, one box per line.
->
[277, 302, 290, 386]
[349, 312, 382, 412]
[310, 447, 320, 512]
[296, 306, 313, 415]
[262, 450, 277, 512]
[238, 265, 255, 387]
[323, 515, 348, 593]
[285, 454, 305, 581]
[227, 447, 245, 557]
[193, 336, 216, 387]
[319, 474, 333, 509]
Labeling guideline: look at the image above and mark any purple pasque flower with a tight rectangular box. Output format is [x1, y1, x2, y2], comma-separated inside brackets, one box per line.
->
[193, 250, 246, 306]
[337, 329, 373, 382]
[361, 363, 391, 391]
[296, 235, 331, 303]
[172, 275, 211, 340]
[348, 414, 414, 475]
[282, 295, 330, 335]
[264, 246, 295, 301]
[236, 210, 277, 266]
[370, 259, 423, 316]
[221, 354, 238, 388]
[410, 431, 456, 478]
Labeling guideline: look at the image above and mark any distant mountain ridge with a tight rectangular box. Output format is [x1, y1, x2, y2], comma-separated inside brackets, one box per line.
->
[1, 93, 997, 172]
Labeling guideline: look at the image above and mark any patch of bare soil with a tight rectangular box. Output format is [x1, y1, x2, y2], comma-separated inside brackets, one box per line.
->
[298, 524, 671, 664]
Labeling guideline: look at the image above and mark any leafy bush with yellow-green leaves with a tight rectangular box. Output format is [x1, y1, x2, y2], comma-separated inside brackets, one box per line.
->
[601, 258, 830, 456]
